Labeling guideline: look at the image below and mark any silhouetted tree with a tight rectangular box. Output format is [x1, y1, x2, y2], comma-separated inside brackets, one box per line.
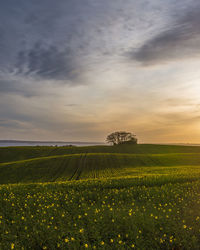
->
[106, 131, 137, 145]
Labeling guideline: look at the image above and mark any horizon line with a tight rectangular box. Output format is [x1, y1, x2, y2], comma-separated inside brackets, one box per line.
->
[1, 140, 200, 146]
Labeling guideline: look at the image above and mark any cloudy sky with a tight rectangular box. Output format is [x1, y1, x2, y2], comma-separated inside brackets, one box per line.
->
[1, 0, 200, 143]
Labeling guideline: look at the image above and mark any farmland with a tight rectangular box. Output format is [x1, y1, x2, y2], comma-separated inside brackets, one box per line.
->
[0, 144, 200, 249]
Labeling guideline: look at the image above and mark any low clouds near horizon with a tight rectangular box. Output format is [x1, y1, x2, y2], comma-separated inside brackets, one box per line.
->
[1, 0, 200, 143]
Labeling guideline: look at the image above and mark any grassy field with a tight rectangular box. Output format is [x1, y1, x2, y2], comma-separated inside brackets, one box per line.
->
[1, 152, 200, 184]
[0, 144, 200, 249]
[1, 144, 200, 163]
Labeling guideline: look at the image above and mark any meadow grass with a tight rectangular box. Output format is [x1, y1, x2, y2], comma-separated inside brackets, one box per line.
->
[0, 145, 200, 249]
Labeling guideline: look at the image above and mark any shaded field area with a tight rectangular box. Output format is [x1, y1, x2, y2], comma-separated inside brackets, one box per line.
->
[1, 143, 200, 163]
[0, 144, 200, 249]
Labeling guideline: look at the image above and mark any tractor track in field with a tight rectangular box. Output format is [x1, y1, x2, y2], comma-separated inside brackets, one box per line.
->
[76, 154, 87, 180]
[68, 160, 79, 181]
[68, 153, 87, 181]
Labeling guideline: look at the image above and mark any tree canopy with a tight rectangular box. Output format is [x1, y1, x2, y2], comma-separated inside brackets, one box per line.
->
[106, 131, 138, 145]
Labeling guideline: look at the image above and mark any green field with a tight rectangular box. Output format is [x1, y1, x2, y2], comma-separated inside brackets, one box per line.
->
[0, 144, 200, 249]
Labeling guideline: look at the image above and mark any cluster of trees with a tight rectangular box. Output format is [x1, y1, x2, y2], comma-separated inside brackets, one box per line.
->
[106, 131, 137, 145]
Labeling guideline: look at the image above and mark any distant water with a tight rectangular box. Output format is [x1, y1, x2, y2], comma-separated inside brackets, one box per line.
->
[0, 140, 105, 147]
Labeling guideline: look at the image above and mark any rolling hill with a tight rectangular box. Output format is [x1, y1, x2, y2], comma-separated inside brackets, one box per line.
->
[1, 143, 200, 163]
[1, 144, 200, 184]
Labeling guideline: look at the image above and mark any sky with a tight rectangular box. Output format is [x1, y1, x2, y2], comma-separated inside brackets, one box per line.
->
[1, 0, 200, 143]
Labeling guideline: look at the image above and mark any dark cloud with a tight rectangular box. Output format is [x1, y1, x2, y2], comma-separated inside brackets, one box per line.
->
[16, 42, 77, 80]
[0, 0, 89, 82]
[132, 4, 200, 64]
[0, 0, 145, 80]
